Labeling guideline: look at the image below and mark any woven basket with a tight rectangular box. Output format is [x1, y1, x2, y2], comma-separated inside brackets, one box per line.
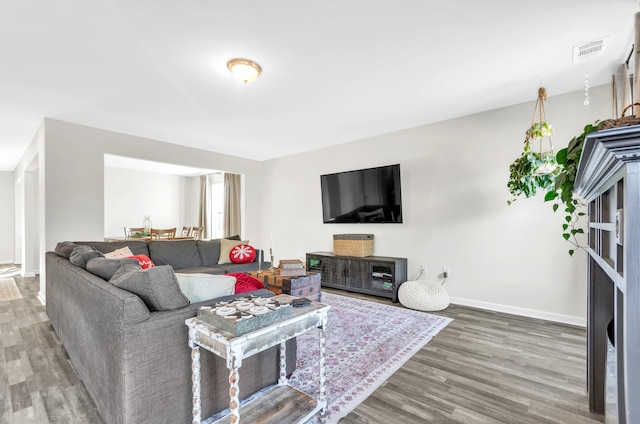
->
[598, 103, 640, 130]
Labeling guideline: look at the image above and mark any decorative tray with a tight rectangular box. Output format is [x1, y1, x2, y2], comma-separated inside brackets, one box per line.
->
[197, 295, 292, 336]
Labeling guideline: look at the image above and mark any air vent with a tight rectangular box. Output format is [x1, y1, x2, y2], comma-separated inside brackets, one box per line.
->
[572, 38, 608, 62]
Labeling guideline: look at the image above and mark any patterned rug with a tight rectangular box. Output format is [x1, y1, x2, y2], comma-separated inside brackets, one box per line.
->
[289, 292, 452, 423]
[0, 277, 23, 301]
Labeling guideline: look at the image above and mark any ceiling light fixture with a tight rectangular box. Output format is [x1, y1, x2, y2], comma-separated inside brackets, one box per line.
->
[227, 58, 262, 84]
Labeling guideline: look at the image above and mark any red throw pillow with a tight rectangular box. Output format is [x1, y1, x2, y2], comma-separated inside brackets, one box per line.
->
[128, 254, 155, 270]
[225, 272, 264, 294]
[229, 244, 257, 264]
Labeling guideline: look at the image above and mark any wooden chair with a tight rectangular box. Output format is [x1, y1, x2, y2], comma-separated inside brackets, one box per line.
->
[180, 226, 191, 237]
[189, 226, 203, 240]
[150, 228, 176, 239]
[124, 227, 145, 238]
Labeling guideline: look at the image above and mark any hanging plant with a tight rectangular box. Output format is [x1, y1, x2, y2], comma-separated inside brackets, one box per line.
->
[507, 87, 559, 205]
[542, 122, 600, 255]
[544, 103, 640, 255]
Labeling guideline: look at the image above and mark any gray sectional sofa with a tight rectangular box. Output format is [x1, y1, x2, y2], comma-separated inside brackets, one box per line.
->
[46, 238, 295, 424]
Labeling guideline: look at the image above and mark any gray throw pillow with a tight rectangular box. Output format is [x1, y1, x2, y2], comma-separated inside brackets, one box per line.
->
[87, 257, 141, 281]
[69, 245, 104, 268]
[54, 241, 77, 259]
[110, 265, 190, 311]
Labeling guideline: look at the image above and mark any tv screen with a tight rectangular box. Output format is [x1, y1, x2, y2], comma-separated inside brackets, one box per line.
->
[321, 164, 403, 223]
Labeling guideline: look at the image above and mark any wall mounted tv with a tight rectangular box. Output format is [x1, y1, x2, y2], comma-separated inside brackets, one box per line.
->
[321, 164, 403, 224]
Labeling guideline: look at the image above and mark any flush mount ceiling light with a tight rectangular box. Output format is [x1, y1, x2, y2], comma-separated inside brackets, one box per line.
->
[227, 58, 262, 84]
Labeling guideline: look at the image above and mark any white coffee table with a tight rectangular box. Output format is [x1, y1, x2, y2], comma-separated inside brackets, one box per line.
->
[185, 294, 330, 424]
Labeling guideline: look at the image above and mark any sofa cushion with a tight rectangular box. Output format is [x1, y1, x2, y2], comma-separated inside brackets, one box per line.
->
[86, 257, 141, 280]
[104, 246, 134, 258]
[110, 265, 190, 311]
[128, 254, 155, 269]
[218, 238, 249, 265]
[220, 262, 267, 274]
[148, 240, 201, 269]
[69, 245, 104, 268]
[54, 241, 77, 259]
[196, 239, 221, 267]
[225, 272, 265, 293]
[78, 241, 150, 257]
[230, 244, 256, 264]
[173, 266, 226, 275]
[175, 273, 236, 303]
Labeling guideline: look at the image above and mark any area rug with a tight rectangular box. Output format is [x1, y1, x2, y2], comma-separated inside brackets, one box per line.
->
[0, 277, 22, 301]
[289, 292, 452, 423]
[205, 292, 451, 424]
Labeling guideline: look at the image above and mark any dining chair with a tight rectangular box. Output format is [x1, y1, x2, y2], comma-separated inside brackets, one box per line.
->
[124, 227, 145, 238]
[150, 227, 176, 239]
[189, 226, 203, 240]
[180, 226, 191, 237]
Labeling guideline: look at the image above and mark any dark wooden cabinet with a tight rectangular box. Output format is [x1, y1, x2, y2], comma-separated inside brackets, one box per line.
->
[574, 125, 640, 424]
[306, 251, 407, 302]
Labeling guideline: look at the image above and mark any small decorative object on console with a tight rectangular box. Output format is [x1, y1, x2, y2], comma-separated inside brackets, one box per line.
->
[333, 234, 374, 257]
[278, 259, 306, 277]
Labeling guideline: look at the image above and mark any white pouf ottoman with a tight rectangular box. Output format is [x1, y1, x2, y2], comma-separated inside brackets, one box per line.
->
[398, 280, 450, 312]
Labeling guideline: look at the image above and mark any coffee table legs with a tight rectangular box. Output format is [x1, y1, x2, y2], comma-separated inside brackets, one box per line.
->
[189, 328, 202, 424]
[278, 341, 288, 385]
[228, 352, 241, 424]
[319, 313, 327, 423]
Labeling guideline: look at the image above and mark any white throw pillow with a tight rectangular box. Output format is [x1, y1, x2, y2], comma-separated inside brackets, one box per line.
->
[104, 246, 134, 258]
[175, 273, 237, 303]
[218, 238, 249, 264]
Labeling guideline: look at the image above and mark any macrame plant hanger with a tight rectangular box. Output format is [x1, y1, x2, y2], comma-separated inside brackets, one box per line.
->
[526, 87, 556, 175]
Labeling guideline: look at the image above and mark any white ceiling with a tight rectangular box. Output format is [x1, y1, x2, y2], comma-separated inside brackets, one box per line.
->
[1, 0, 637, 171]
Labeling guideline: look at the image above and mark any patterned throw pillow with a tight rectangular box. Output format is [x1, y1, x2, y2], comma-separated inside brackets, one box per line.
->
[218, 238, 249, 264]
[229, 244, 257, 264]
[128, 254, 155, 269]
[104, 246, 134, 258]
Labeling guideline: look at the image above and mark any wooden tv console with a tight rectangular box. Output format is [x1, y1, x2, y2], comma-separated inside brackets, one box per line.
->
[306, 251, 407, 302]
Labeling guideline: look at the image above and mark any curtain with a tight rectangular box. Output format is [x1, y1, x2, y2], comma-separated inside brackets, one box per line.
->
[198, 175, 209, 239]
[223, 173, 241, 238]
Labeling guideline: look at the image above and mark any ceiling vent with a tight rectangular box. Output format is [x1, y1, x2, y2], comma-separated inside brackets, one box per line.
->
[572, 38, 608, 63]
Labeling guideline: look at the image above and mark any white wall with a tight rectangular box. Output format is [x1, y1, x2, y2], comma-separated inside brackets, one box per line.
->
[23, 118, 262, 301]
[259, 85, 613, 325]
[103, 167, 200, 237]
[0, 171, 15, 263]
[14, 122, 45, 282]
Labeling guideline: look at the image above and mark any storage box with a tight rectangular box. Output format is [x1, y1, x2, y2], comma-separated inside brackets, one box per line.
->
[248, 271, 322, 301]
[333, 234, 374, 257]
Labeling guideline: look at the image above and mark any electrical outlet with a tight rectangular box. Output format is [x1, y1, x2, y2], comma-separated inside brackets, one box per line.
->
[443, 266, 450, 278]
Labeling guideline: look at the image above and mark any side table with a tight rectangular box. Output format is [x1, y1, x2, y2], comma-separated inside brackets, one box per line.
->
[248, 271, 322, 301]
[185, 294, 330, 424]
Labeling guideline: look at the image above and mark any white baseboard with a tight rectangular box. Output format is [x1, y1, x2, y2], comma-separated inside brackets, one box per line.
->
[37, 291, 46, 305]
[449, 296, 585, 327]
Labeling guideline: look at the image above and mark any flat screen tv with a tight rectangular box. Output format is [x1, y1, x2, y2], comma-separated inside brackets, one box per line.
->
[321, 164, 403, 223]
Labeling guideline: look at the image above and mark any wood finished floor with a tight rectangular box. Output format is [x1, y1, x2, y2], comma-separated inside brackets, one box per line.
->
[0, 266, 603, 423]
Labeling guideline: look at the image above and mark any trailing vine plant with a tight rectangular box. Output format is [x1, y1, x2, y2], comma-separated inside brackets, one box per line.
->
[543, 121, 601, 256]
